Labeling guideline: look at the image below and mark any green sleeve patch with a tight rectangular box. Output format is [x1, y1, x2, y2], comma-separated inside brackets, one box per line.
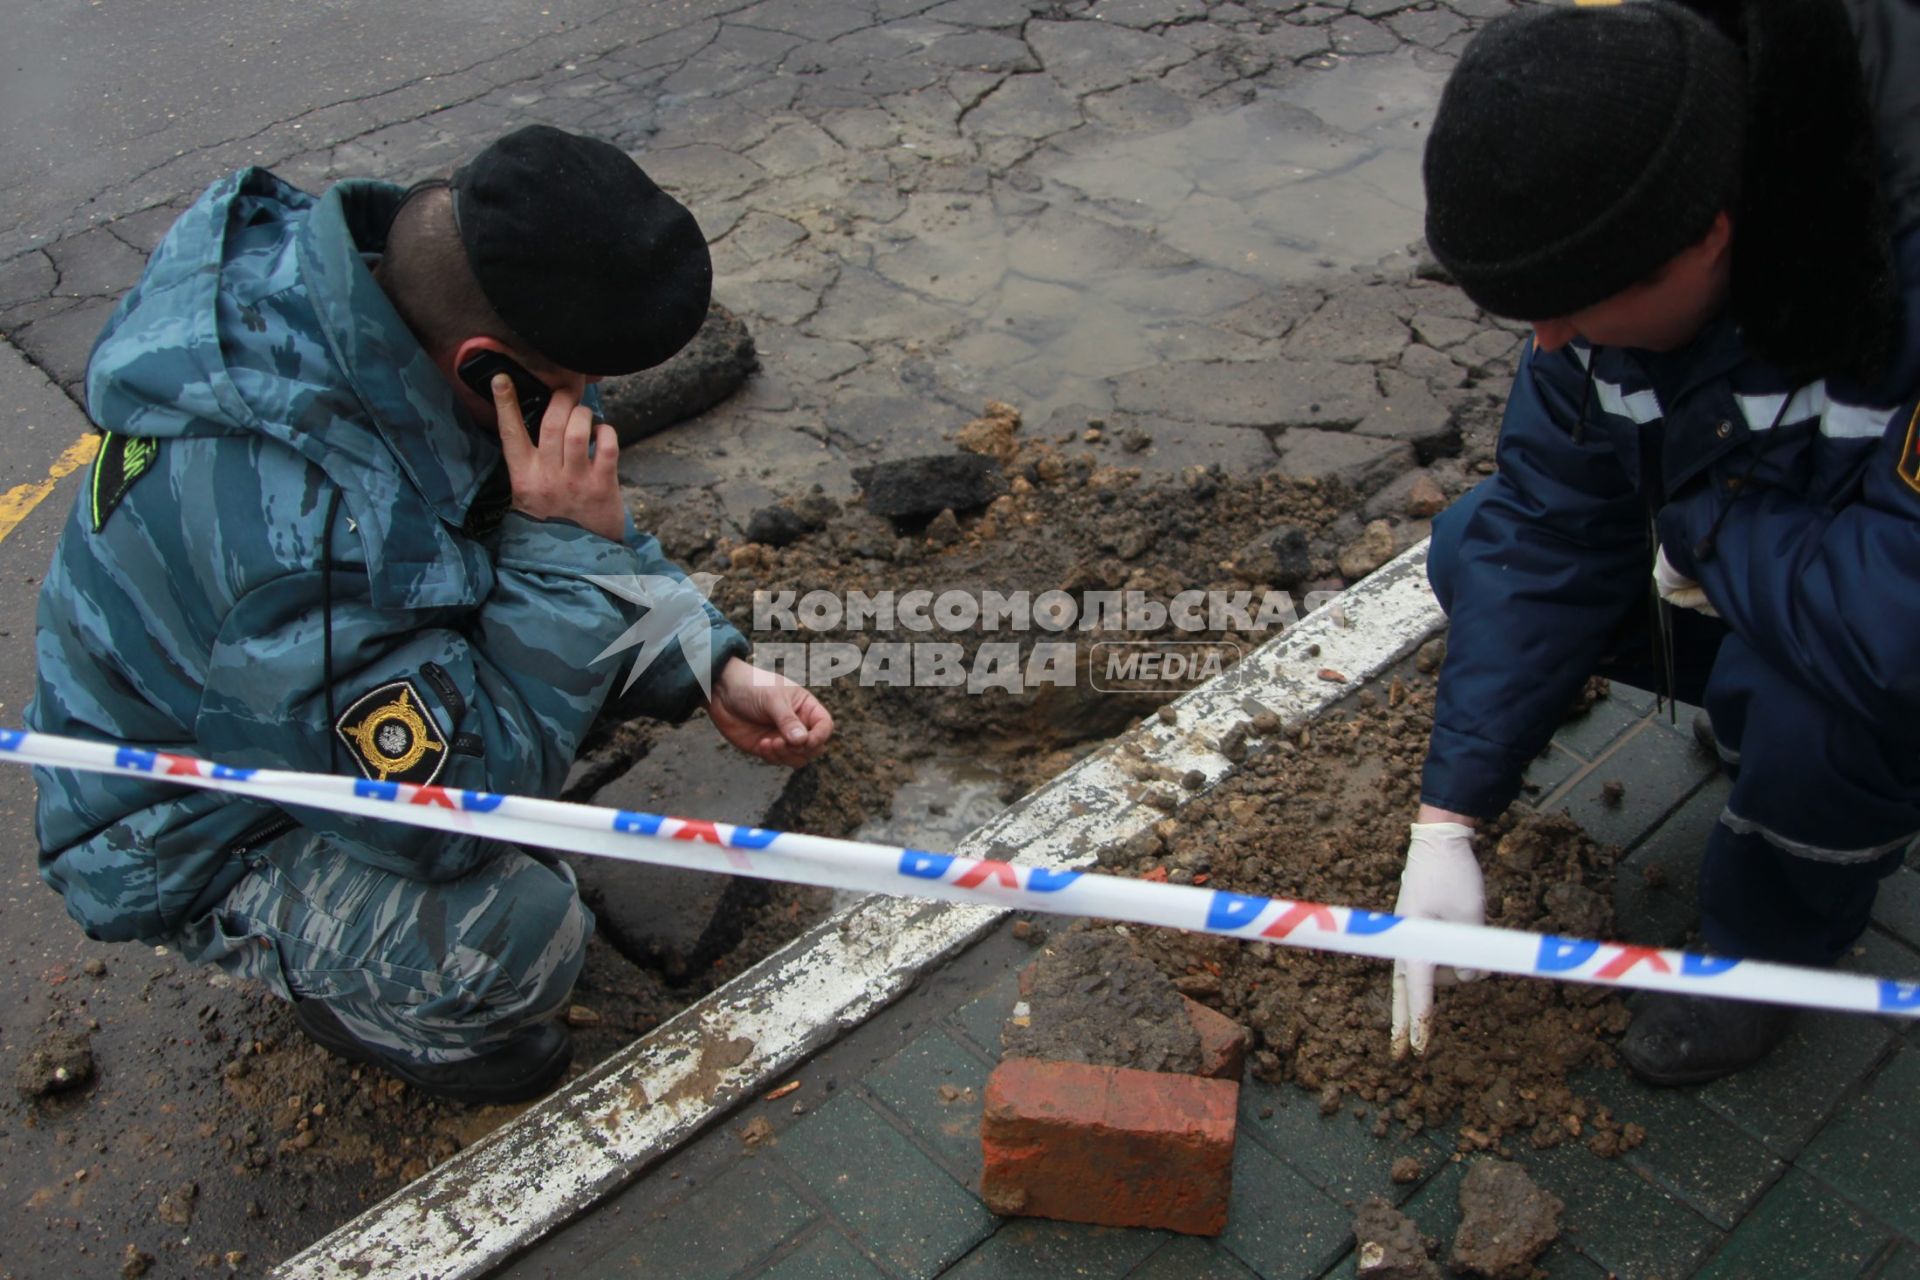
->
[89, 432, 160, 532]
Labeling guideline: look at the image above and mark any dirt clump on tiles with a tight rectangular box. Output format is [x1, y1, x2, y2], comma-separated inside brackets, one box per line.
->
[1002, 931, 1204, 1073]
[1108, 678, 1649, 1159]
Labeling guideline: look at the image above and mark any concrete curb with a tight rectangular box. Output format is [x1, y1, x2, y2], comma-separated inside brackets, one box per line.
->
[271, 542, 1446, 1280]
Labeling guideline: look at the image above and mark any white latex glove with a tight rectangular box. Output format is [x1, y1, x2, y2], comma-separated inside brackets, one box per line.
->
[1390, 822, 1484, 1060]
[1654, 546, 1720, 617]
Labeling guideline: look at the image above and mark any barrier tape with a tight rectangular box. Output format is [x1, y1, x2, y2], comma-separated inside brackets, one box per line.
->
[9, 727, 1919, 1018]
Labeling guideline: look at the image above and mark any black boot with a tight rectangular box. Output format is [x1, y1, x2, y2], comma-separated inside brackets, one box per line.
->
[1618, 993, 1793, 1086]
[294, 999, 573, 1105]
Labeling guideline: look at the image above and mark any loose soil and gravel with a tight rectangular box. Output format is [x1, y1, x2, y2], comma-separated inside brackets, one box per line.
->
[1103, 673, 1651, 1160]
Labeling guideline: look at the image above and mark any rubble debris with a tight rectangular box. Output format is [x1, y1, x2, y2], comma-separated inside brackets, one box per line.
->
[598, 301, 757, 444]
[738, 1116, 775, 1148]
[1352, 1197, 1443, 1279]
[1003, 933, 1203, 1074]
[15, 1030, 95, 1098]
[1450, 1160, 1563, 1279]
[853, 454, 1006, 521]
[155, 1181, 198, 1227]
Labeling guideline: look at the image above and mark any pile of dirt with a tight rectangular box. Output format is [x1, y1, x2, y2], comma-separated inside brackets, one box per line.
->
[1002, 932, 1203, 1073]
[1104, 676, 1649, 1158]
[672, 406, 1393, 797]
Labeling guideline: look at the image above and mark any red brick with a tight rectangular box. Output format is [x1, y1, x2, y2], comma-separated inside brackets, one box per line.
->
[1184, 996, 1250, 1081]
[980, 1057, 1237, 1235]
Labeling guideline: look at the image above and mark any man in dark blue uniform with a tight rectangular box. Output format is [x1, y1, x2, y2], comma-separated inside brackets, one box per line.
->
[1392, 0, 1920, 1083]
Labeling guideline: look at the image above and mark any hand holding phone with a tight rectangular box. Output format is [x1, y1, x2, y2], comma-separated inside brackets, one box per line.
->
[458, 351, 553, 443]
[473, 357, 624, 543]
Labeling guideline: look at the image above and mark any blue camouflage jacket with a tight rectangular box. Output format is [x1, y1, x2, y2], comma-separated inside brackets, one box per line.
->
[1422, 0, 1920, 819]
[26, 167, 747, 943]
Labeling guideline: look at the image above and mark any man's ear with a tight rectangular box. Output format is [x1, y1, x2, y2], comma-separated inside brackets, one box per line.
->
[443, 335, 514, 418]
[448, 335, 507, 380]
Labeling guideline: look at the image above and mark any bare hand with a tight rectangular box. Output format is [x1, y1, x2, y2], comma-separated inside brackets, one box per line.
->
[494, 374, 624, 542]
[707, 658, 834, 767]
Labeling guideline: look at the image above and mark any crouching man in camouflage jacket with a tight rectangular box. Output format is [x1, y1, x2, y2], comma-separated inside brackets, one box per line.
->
[25, 126, 832, 1104]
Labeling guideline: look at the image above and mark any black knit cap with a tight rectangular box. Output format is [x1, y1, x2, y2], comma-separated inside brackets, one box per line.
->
[1423, 1, 1746, 321]
[450, 125, 712, 376]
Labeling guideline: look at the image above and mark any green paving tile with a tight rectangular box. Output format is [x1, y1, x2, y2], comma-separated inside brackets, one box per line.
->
[779, 1091, 997, 1279]
[1237, 1077, 1440, 1208]
[1216, 1134, 1354, 1279]
[1691, 1169, 1892, 1280]
[951, 970, 1020, 1060]
[1523, 1135, 1725, 1278]
[1800, 1046, 1920, 1239]
[1551, 695, 1647, 761]
[584, 1157, 815, 1280]
[1555, 721, 1714, 854]
[1318, 1160, 1605, 1280]
[1696, 1006, 1893, 1158]
[1568, 1066, 1782, 1229]
[1869, 1243, 1920, 1278]
[865, 1030, 993, 1187]
[753, 1225, 890, 1280]
[1125, 1235, 1259, 1280]
[942, 1218, 1166, 1279]
[1521, 743, 1585, 803]
[1872, 868, 1920, 956]
[1613, 776, 1726, 948]
[1606, 682, 1661, 716]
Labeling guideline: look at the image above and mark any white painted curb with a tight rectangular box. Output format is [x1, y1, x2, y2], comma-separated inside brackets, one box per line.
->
[271, 542, 1446, 1280]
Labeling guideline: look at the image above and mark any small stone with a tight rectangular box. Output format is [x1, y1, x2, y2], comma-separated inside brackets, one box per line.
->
[1143, 789, 1179, 812]
[738, 1116, 775, 1148]
[1337, 519, 1398, 580]
[155, 1181, 198, 1227]
[743, 506, 817, 548]
[82, 959, 107, 978]
[1405, 473, 1448, 518]
[1391, 1156, 1422, 1184]
[1155, 705, 1179, 725]
[120, 1245, 154, 1279]
[1011, 920, 1033, 941]
[224, 1253, 247, 1268]
[1121, 428, 1153, 453]
[1318, 668, 1349, 683]
[1250, 711, 1281, 735]
[1414, 638, 1447, 674]
[1600, 779, 1625, 807]
[925, 508, 963, 545]
[1181, 769, 1205, 791]
[564, 1004, 602, 1029]
[1220, 724, 1249, 763]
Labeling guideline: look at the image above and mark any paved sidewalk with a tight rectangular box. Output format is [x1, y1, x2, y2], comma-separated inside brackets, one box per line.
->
[494, 686, 1920, 1280]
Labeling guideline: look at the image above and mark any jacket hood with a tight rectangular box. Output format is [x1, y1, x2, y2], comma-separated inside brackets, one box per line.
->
[83, 168, 502, 610]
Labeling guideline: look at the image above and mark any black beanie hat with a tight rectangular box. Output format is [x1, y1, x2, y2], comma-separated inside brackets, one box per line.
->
[1423, 1, 1746, 321]
[450, 125, 712, 376]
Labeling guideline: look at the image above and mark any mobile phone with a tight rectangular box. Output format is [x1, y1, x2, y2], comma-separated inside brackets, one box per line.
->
[457, 351, 553, 442]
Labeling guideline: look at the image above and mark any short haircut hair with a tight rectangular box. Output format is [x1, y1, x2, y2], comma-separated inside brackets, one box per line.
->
[375, 184, 519, 360]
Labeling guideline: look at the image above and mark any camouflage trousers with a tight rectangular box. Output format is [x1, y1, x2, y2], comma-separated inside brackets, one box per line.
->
[174, 827, 592, 1064]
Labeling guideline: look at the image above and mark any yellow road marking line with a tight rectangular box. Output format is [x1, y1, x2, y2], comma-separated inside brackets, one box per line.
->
[0, 433, 99, 546]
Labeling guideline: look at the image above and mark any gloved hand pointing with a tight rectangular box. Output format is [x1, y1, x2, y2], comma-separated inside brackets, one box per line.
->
[1390, 821, 1484, 1060]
